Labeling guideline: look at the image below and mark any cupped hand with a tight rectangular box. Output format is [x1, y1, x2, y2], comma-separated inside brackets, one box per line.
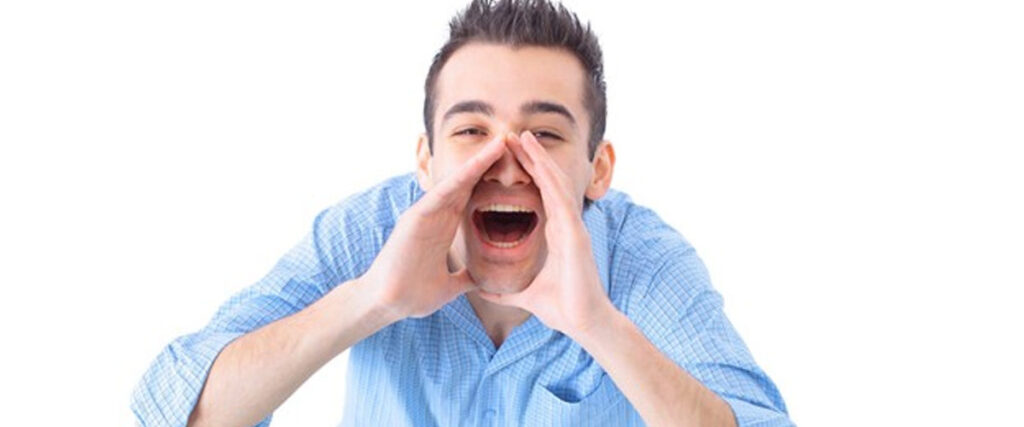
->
[361, 136, 507, 320]
[476, 131, 615, 337]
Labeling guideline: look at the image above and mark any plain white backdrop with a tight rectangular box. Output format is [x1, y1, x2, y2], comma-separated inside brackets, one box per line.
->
[1, 1, 1021, 425]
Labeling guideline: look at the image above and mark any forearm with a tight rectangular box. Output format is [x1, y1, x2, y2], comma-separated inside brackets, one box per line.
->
[574, 307, 736, 427]
[187, 277, 397, 427]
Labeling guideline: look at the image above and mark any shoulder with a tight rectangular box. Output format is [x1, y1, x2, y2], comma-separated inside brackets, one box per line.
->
[314, 173, 423, 277]
[319, 172, 420, 227]
[327, 172, 421, 217]
[591, 189, 711, 310]
[592, 188, 696, 269]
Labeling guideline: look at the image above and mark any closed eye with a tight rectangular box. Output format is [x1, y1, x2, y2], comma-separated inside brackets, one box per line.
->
[454, 128, 486, 137]
[453, 128, 562, 140]
[532, 131, 562, 140]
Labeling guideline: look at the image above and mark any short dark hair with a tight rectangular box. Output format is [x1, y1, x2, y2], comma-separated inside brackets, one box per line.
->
[423, 0, 607, 161]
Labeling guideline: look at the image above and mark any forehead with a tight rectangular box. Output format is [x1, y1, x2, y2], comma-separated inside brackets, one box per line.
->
[435, 42, 588, 127]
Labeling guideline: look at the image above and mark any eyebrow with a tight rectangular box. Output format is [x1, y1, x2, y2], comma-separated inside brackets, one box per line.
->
[441, 99, 577, 128]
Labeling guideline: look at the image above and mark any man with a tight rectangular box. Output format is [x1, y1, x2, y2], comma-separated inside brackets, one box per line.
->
[132, 0, 791, 425]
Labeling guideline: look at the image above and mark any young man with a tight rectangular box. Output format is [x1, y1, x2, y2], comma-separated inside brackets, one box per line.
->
[132, 1, 791, 425]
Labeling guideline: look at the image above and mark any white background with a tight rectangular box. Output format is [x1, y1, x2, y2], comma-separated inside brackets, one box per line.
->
[1, 1, 1021, 425]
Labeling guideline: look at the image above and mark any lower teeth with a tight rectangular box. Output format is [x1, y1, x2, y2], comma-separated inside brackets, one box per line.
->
[488, 235, 527, 248]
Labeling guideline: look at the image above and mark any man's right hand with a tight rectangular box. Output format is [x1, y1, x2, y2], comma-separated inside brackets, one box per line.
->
[185, 135, 508, 427]
[359, 135, 508, 320]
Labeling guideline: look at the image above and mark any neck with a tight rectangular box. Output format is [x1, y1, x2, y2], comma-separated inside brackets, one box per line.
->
[466, 290, 532, 348]
[447, 250, 532, 348]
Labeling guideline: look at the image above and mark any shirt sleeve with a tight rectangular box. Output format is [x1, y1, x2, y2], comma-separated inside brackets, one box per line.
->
[633, 246, 794, 427]
[130, 200, 376, 427]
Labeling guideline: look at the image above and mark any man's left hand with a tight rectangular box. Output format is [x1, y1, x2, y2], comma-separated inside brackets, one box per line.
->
[477, 131, 615, 338]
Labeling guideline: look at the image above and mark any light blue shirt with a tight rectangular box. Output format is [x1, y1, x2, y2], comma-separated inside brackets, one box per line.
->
[131, 173, 792, 426]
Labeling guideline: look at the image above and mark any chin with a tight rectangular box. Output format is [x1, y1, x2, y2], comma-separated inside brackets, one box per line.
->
[469, 264, 536, 294]
[451, 206, 547, 294]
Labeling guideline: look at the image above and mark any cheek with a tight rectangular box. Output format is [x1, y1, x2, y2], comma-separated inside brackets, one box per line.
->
[432, 148, 475, 179]
[550, 157, 592, 198]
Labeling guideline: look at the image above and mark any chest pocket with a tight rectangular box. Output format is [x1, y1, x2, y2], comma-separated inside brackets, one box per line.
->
[523, 373, 627, 426]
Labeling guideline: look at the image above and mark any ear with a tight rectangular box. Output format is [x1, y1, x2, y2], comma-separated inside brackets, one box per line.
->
[585, 140, 615, 201]
[415, 133, 434, 192]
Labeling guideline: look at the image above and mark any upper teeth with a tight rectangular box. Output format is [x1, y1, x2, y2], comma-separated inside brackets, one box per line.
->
[480, 204, 533, 213]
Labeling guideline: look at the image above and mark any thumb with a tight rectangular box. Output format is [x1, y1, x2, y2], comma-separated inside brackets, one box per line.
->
[448, 268, 479, 295]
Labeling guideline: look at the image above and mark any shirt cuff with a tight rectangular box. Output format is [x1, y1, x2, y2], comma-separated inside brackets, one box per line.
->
[722, 396, 794, 427]
[132, 330, 272, 427]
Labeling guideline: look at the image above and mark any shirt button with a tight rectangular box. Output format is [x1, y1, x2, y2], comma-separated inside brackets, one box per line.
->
[483, 409, 497, 423]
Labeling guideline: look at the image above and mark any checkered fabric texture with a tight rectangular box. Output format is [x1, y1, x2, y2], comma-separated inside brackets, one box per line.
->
[131, 173, 791, 426]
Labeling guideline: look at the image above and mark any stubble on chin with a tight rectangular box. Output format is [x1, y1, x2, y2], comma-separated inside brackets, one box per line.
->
[470, 264, 535, 294]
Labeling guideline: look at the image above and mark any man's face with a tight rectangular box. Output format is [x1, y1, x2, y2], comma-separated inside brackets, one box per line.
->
[416, 42, 613, 294]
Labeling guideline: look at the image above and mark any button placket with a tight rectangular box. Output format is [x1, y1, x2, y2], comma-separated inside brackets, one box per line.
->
[477, 374, 500, 426]
[482, 408, 497, 425]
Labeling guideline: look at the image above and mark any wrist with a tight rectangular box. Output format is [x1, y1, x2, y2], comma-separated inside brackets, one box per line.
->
[567, 300, 623, 346]
[287, 276, 402, 360]
[350, 275, 407, 326]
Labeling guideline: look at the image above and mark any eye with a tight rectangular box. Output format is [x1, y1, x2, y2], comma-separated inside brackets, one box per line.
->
[453, 128, 486, 137]
[531, 130, 563, 141]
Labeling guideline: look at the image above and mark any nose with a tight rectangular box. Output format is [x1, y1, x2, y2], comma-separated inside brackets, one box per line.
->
[480, 134, 532, 188]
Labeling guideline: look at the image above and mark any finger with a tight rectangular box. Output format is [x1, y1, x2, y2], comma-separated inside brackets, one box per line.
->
[419, 136, 506, 211]
[508, 132, 571, 224]
[517, 131, 570, 196]
[515, 131, 579, 217]
[505, 132, 549, 194]
[506, 132, 535, 172]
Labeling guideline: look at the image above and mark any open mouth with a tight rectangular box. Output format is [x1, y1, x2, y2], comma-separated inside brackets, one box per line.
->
[472, 204, 539, 249]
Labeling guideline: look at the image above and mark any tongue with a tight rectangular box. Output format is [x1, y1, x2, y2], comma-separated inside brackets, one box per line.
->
[486, 222, 527, 243]
[482, 212, 532, 243]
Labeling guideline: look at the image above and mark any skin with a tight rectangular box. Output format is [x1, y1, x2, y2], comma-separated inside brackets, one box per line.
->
[415, 42, 614, 339]
[415, 42, 737, 426]
[187, 42, 736, 427]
